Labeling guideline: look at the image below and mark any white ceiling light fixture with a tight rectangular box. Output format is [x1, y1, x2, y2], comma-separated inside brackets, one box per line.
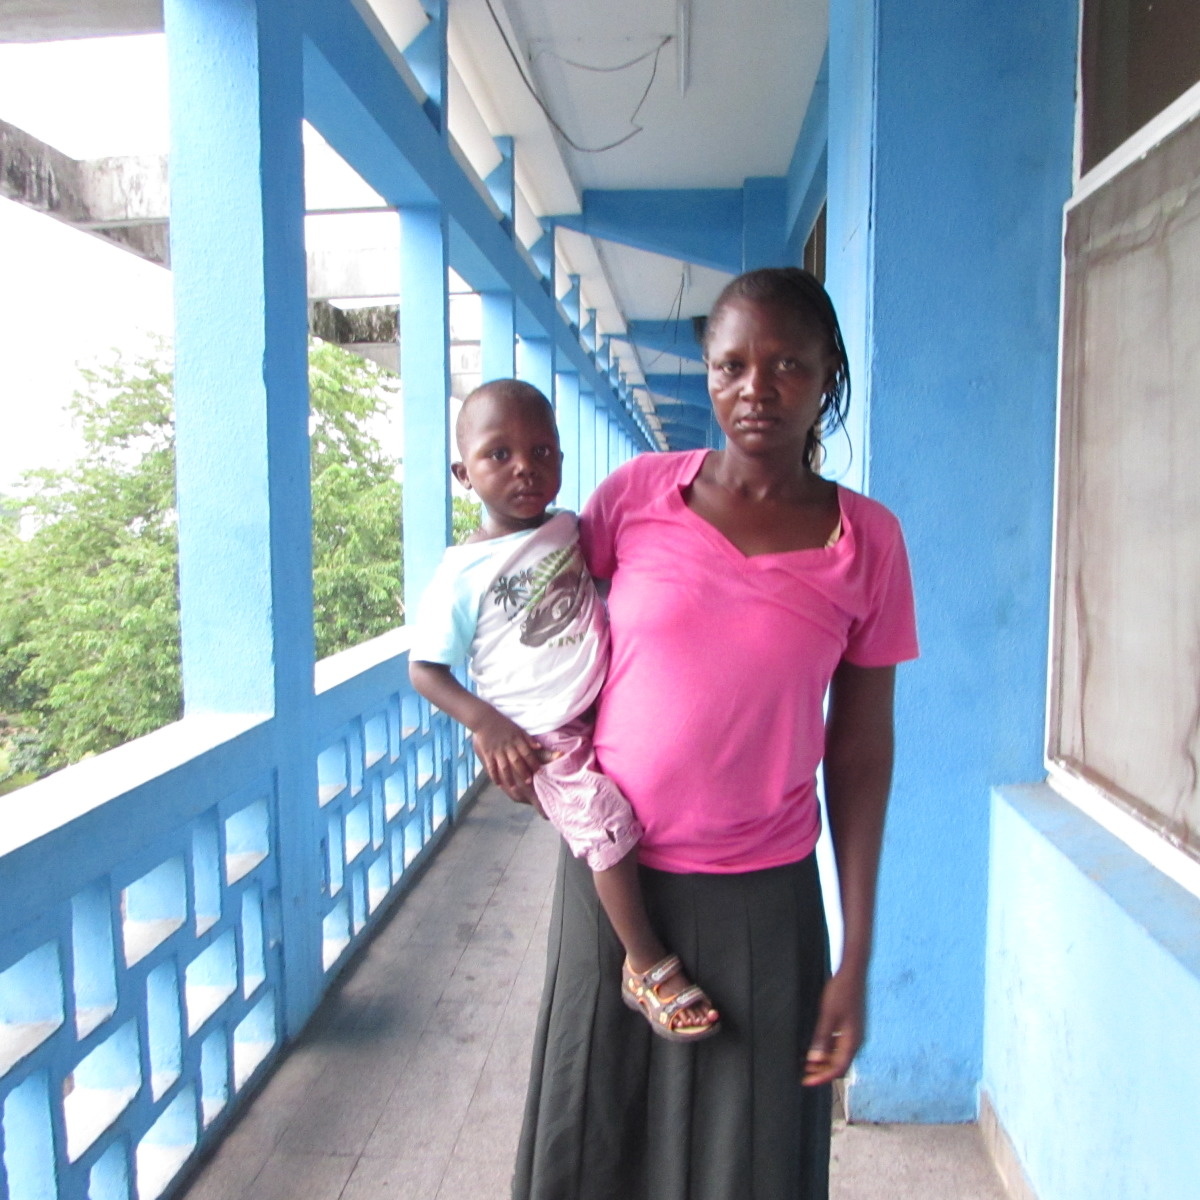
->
[676, 0, 691, 96]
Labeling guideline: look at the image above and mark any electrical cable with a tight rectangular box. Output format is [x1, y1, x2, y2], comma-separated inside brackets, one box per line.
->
[481, 0, 669, 153]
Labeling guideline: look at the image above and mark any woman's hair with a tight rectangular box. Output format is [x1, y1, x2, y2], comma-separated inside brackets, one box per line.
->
[704, 267, 851, 471]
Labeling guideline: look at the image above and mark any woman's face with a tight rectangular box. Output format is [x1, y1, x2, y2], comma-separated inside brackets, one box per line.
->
[704, 297, 836, 460]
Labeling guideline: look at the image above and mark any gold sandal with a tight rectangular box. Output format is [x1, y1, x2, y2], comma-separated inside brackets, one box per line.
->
[621, 953, 721, 1042]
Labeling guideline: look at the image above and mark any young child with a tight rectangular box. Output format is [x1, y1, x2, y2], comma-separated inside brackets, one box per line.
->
[408, 379, 719, 1042]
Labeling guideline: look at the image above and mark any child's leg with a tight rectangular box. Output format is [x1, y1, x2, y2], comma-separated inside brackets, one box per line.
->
[593, 849, 718, 1030]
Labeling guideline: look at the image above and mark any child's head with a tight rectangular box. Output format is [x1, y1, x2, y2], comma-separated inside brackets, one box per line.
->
[452, 380, 563, 537]
[703, 268, 850, 470]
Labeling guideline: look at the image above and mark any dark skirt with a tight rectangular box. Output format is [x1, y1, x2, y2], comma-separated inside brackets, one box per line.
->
[513, 845, 832, 1200]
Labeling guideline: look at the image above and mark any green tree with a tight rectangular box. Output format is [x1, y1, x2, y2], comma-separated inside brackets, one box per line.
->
[308, 342, 403, 657]
[452, 495, 482, 544]
[0, 341, 403, 777]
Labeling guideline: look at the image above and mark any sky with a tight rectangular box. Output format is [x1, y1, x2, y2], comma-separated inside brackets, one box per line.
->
[0, 36, 173, 493]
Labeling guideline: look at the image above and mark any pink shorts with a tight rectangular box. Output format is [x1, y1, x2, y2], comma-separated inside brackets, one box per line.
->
[532, 716, 644, 872]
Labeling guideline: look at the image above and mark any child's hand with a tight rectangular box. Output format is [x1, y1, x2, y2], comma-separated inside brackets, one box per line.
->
[471, 711, 552, 810]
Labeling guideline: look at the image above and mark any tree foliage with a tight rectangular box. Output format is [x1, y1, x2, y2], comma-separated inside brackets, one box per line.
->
[0, 340, 403, 778]
[308, 342, 403, 658]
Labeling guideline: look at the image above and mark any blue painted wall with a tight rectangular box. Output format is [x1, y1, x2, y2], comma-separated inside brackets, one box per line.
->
[986, 787, 1200, 1199]
[826, 0, 1077, 1119]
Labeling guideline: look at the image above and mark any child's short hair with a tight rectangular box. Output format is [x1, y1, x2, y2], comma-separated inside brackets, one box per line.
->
[456, 379, 556, 455]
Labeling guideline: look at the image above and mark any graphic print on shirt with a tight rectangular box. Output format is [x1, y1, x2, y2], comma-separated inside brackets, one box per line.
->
[490, 543, 592, 648]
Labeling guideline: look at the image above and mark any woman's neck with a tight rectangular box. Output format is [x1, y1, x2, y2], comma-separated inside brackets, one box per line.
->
[707, 448, 825, 505]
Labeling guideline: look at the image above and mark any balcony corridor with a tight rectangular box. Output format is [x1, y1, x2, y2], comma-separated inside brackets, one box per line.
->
[172, 787, 1009, 1200]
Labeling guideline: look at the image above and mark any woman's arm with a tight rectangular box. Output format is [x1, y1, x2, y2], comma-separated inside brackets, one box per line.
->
[802, 660, 896, 1086]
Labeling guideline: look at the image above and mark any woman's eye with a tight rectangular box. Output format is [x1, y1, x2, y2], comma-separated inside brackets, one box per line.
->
[776, 358, 801, 373]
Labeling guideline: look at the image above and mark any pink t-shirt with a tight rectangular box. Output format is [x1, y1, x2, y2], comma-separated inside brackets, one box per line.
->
[580, 450, 918, 874]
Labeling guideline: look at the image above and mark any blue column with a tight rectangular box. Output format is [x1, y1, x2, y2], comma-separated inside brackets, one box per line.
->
[556, 371, 582, 512]
[400, 205, 452, 612]
[167, 0, 321, 1033]
[578, 389, 597, 500]
[517, 335, 554, 401]
[593, 403, 609, 488]
[826, 0, 1076, 1120]
[481, 290, 516, 382]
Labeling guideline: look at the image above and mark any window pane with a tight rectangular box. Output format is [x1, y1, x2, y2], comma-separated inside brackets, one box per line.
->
[1082, 0, 1200, 171]
[1052, 107, 1200, 854]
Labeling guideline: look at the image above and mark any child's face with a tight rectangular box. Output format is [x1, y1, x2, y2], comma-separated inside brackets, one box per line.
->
[452, 394, 563, 536]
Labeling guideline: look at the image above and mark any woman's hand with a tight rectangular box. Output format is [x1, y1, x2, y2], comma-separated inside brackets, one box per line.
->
[802, 968, 866, 1086]
[471, 710, 550, 812]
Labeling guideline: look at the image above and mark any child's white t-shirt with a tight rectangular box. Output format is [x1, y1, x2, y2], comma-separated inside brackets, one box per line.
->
[407, 511, 609, 736]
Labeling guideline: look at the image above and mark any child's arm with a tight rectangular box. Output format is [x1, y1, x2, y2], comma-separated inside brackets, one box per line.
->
[408, 660, 548, 806]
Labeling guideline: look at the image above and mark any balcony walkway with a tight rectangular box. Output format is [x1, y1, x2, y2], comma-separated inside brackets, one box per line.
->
[177, 787, 1009, 1200]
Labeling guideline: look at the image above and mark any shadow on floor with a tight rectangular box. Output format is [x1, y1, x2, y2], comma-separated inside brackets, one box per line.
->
[176, 787, 1008, 1200]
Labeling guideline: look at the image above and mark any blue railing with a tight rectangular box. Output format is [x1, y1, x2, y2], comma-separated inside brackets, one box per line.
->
[0, 631, 476, 1200]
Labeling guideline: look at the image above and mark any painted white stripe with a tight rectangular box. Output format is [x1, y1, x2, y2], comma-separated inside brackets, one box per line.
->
[1046, 762, 1200, 901]
[1071, 76, 1200, 208]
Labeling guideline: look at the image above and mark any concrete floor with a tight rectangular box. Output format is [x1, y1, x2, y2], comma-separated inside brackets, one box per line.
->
[177, 787, 1009, 1200]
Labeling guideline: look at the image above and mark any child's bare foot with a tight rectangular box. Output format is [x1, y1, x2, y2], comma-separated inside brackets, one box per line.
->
[622, 953, 720, 1042]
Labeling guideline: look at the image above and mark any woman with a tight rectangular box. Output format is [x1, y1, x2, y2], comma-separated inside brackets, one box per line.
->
[512, 268, 918, 1200]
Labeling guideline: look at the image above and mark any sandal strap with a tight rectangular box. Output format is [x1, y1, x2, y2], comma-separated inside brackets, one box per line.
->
[641, 954, 683, 989]
[659, 985, 707, 1019]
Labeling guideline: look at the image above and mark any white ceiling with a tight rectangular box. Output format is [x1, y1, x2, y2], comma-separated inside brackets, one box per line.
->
[1, 0, 828, 445]
[501, 0, 825, 190]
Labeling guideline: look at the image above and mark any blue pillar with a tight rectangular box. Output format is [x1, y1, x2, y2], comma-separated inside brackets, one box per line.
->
[400, 205, 452, 611]
[167, 0, 322, 1033]
[517, 335, 554, 402]
[826, 0, 1076, 1120]
[556, 371, 581, 512]
[481, 290, 516, 382]
[593, 403, 609, 487]
[576, 389, 596, 500]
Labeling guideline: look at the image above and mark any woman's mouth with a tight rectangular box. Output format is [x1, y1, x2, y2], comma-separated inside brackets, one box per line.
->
[736, 414, 778, 430]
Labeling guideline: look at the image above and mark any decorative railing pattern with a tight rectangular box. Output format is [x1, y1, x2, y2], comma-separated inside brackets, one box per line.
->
[0, 640, 477, 1200]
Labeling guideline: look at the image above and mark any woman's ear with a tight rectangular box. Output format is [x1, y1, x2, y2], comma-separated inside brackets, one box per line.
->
[451, 461, 472, 490]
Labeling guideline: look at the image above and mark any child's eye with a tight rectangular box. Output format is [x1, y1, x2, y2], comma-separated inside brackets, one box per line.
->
[533, 445, 555, 459]
[489, 447, 510, 461]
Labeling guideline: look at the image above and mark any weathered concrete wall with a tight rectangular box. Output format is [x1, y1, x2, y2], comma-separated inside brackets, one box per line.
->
[0, 118, 169, 264]
[0, 1, 162, 41]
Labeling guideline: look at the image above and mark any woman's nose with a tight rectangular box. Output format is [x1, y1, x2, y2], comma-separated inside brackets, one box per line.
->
[739, 363, 774, 398]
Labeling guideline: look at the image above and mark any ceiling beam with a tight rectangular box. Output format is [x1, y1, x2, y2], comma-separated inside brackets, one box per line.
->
[0, 117, 169, 265]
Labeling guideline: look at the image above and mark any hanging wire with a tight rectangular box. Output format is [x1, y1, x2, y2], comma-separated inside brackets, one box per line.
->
[481, 0, 670, 153]
[639, 266, 688, 375]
